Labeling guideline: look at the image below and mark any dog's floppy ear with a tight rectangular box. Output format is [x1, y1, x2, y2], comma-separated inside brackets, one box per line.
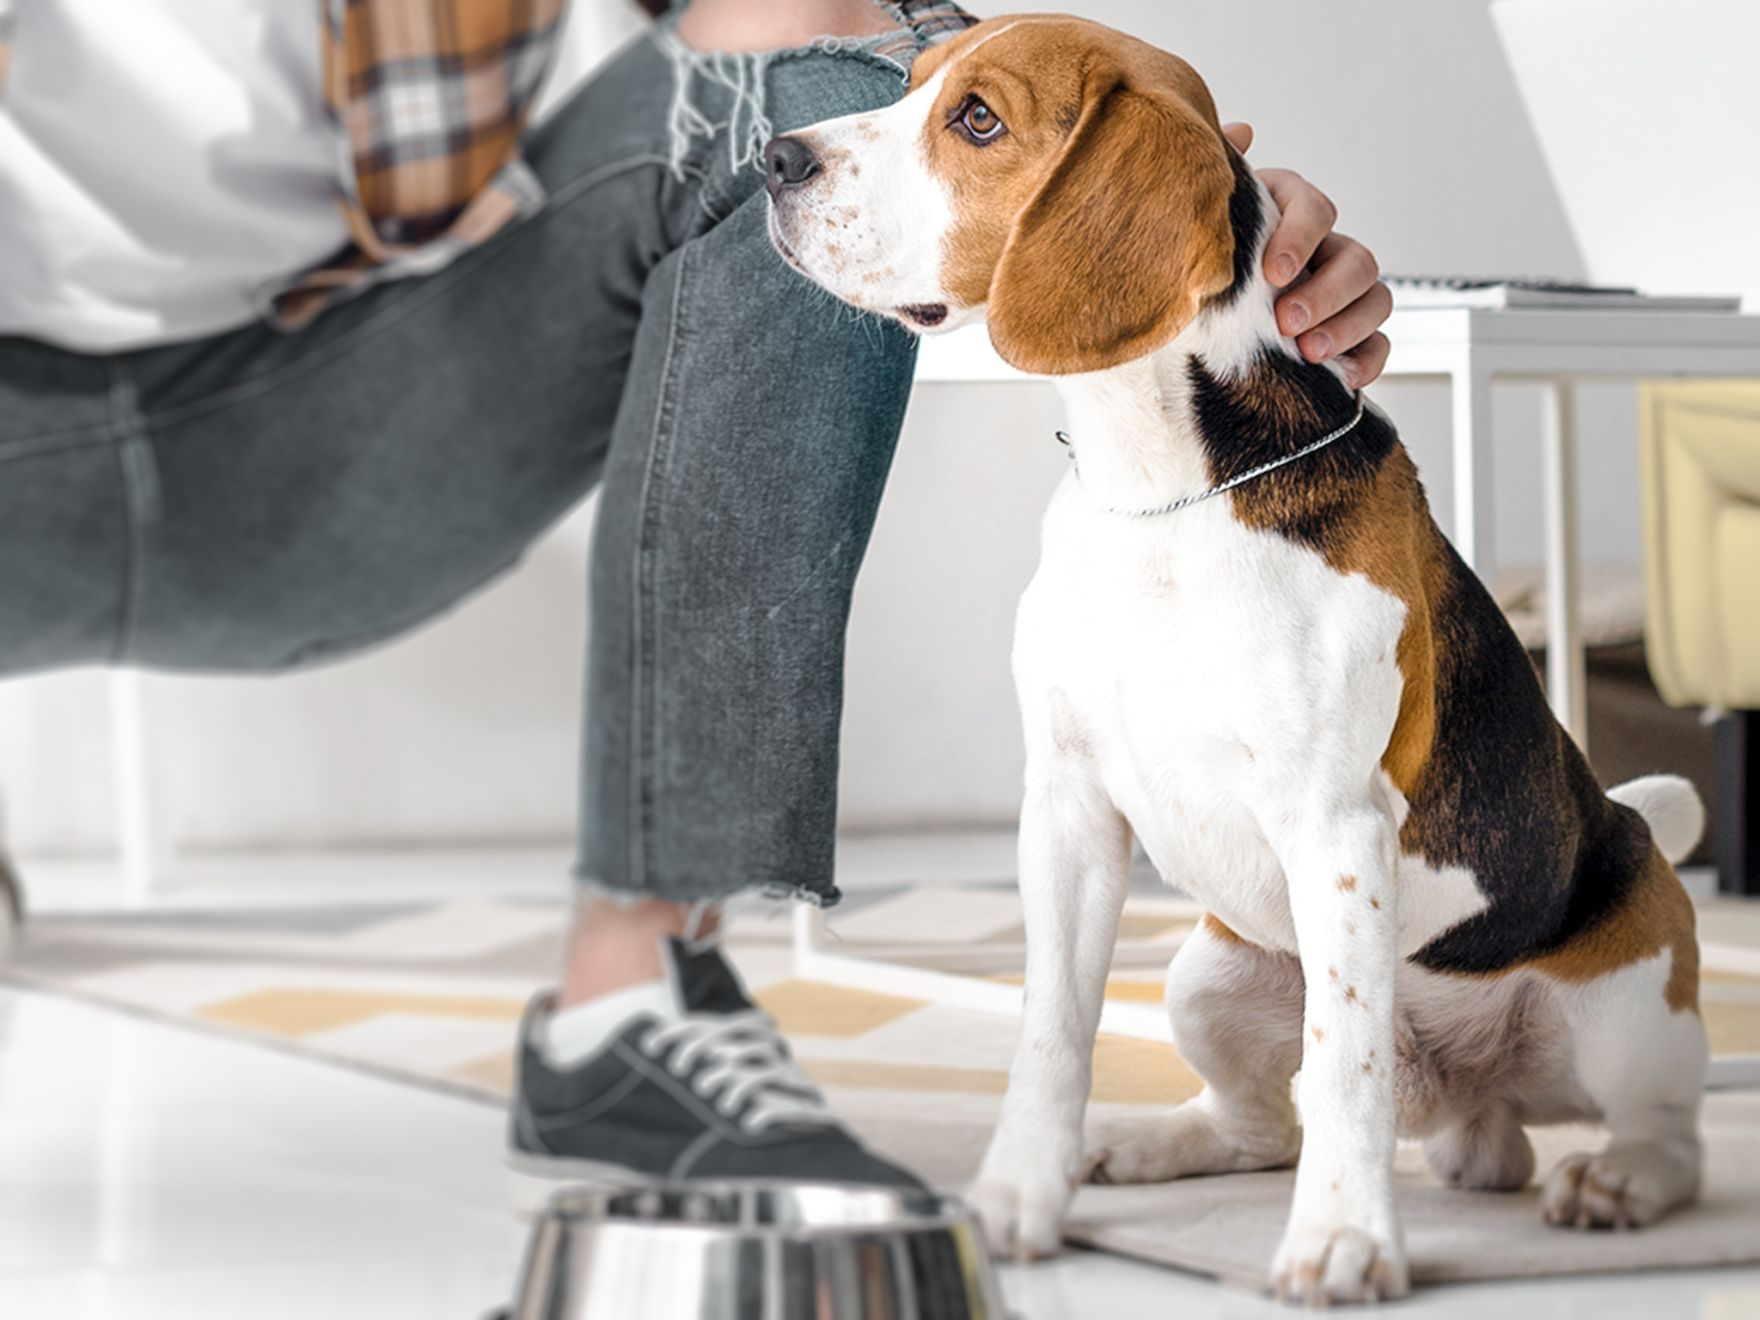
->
[987, 65, 1237, 376]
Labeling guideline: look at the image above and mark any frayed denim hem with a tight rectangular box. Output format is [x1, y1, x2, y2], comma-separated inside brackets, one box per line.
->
[573, 872, 842, 910]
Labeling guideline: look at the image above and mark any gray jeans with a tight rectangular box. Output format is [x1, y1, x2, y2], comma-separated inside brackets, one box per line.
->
[0, 22, 922, 907]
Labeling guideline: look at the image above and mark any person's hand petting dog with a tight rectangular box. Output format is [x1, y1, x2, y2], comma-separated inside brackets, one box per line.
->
[1223, 122, 1391, 389]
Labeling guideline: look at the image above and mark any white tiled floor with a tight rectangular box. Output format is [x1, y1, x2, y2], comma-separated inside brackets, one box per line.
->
[3, 844, 1759, 1318]
[0, 986, 524, 1318]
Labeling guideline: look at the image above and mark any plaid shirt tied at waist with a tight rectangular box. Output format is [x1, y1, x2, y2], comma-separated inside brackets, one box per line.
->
[289, 0, 979, 329]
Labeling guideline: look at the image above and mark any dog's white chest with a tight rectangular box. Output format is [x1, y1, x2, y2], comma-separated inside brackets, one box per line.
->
[1015, 489, 1411, 950]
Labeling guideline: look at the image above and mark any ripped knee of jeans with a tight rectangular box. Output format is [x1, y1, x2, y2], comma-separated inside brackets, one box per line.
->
[660, 34, 778, 178]
[657, 9, 914, 179]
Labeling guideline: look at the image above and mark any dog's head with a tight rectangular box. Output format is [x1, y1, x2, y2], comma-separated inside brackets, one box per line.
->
[764, 14, 1241, 375]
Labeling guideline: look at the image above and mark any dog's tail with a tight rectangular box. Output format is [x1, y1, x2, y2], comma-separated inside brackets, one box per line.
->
[1609, 774, 1706, 865]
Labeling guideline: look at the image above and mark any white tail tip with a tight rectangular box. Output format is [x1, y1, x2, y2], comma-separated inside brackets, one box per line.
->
[1608, 774, 1706, 865]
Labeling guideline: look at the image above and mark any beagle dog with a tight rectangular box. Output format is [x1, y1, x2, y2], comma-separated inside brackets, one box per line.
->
[764, 14, 1708, 1306]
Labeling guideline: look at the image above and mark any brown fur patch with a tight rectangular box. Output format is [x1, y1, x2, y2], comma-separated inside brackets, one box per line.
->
[1337, 875, 1358, 893]
[1520, 847, 1700, 1014]
[1324, 456, 1443, 798]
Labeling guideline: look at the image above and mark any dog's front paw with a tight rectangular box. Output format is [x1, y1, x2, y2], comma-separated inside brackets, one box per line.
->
[968, 1139, 1077, 1261]
[1271, 1221, 1409, 1306]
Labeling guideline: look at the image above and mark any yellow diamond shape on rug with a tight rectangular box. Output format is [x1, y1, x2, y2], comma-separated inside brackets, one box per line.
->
[201, 988, 523, 1038]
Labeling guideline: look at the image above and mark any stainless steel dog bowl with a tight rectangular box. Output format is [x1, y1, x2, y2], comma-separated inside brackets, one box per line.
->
[500, 1183, 1006, 1320]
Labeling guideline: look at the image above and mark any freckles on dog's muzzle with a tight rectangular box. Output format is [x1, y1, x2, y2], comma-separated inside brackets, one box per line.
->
[763, 135, 820, 199]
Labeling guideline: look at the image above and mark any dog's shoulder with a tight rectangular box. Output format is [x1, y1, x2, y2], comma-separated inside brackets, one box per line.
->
[1189, 354, 1661, 973]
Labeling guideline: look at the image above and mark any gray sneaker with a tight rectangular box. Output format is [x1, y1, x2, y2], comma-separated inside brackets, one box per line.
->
[506, 937, 924, 1214]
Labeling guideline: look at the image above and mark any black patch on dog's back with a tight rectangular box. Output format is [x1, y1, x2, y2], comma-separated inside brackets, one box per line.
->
[1403, 535, 1653, 973]
[1187, 350, 1396, 554]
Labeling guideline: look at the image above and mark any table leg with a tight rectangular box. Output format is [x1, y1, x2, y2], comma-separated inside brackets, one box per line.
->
[1715, 712, 1758, 895]
[1540, 380, 1589, 751]
[1450, 362, 1497, 583]
[109, 671, 171, 904]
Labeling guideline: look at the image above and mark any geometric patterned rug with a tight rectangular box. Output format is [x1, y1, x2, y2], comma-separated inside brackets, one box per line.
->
[5, 884, 1758, 1106]
[0, 885, 1213, 1108]
[6, 884, 1760, 1290]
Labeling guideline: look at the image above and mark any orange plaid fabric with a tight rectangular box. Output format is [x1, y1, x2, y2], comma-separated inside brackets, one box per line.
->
[274, 0, 566, 328]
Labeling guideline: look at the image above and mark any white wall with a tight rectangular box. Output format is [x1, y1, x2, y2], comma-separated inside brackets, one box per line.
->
[3, 0, 1672, 856]
[0, 516, 597, 854]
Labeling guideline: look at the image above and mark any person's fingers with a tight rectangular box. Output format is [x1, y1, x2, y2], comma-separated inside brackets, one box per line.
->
[1275, 232, 1382, 339]
[1222, 121, 1254, 153]
[1258, 168, 1338, 288]
[1336, 331, 1392, 390]
[1294, 278, 1393, 366]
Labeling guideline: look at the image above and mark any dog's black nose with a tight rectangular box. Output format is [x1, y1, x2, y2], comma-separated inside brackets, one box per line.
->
[764, 135, 821, 198]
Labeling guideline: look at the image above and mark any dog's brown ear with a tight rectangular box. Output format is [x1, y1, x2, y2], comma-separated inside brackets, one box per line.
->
[987, 67, 1237, 376]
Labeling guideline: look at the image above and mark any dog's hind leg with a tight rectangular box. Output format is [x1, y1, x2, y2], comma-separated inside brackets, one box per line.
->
[1538, 965, 1707, 1229]
[1086, 915, 1304, 1183]
[1532, 852, 1707, 1229]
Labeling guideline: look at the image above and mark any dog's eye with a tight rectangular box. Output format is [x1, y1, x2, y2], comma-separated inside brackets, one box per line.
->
[955, 95, 1007, 145]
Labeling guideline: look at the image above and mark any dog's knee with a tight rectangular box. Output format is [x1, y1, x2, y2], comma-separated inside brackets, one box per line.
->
[1164, 926, 1303, 1089]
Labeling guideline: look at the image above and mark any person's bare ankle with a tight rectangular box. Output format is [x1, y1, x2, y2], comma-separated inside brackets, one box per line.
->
[558, 897, 720, 1008]
[675, 0, 898, 54]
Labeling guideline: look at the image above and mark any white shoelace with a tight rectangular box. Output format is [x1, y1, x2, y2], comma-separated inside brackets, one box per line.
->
[640, 1010, 834, 1134]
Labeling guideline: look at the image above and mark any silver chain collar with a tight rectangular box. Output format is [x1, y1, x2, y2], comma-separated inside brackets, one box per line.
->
[1056, 393, 1368, 519]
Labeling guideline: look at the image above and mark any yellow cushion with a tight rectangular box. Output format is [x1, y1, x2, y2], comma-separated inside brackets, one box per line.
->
[1716, 503, 1760, 706]
[1640, 381, 1760, 708]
